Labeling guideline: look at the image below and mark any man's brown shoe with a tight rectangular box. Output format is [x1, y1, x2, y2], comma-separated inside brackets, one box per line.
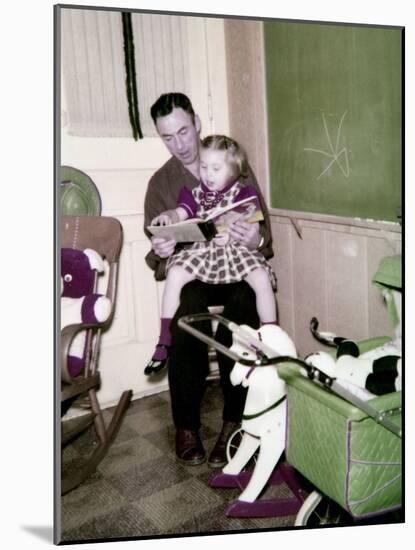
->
[208, 421, 240, 468]
[175, 429, 206, 465]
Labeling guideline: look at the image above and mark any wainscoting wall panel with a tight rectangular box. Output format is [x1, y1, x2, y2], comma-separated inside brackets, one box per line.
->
[269, 210, 401, 357]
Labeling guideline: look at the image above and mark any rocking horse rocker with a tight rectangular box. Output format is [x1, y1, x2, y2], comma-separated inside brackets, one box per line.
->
[178, 315, 308, 518]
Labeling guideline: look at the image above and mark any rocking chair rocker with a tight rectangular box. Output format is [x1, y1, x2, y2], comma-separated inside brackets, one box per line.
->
[60, 215, 132, 494]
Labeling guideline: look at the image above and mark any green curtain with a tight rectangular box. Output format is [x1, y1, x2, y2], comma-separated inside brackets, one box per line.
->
[121, 12, 143, 140]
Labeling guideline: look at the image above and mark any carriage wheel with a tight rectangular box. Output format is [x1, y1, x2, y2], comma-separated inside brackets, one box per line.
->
[226, 428, 259, 468]
[295, 490, 351, 527]
[226, 428, 243, 462]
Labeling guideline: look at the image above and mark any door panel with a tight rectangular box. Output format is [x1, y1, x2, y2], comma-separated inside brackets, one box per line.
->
[60, 15, 229, 406]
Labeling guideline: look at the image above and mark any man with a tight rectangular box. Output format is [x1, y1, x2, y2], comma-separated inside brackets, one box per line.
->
[144, 93, 275, 467]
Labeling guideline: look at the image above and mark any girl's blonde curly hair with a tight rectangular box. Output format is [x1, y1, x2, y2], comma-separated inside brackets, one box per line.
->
[201, 135, 248, 179]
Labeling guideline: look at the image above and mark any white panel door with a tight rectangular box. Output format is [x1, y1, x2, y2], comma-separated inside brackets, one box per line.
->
[60, 14, 230, 407]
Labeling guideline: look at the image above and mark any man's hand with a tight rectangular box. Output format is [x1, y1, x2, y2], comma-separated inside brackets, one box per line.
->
[228, 221, 261, 250]
[151, 236, 176, 258]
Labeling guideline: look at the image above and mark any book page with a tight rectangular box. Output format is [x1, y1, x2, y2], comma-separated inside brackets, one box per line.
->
[147, 195, 263, 241]
[209, 196, 264, 233]
[147, 223, 209, 242]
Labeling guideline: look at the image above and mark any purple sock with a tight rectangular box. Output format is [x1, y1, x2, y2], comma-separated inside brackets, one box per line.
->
[261, 321, 278, 326]
[152, 318, 172, 361]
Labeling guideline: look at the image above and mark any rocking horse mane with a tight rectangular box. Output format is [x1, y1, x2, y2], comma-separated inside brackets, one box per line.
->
[229, 324, 295, 418]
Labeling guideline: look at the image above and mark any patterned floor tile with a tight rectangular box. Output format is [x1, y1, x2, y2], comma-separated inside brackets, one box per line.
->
[124, 405, 175, 436]
[61, 479, 128, 532]
[107, 454, 193, 502]
[60, 383, 302, 541]
[135, 477, 225, 533]
[60, 502, 159, 542]
[178, 501, 295, 534]
[99, 434, 164, 476]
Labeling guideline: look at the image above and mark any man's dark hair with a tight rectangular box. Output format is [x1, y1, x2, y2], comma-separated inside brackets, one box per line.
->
[150, 93, 195, 125]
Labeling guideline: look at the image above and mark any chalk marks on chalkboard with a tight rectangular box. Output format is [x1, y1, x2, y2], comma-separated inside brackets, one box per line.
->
[304, 111, 350, 181]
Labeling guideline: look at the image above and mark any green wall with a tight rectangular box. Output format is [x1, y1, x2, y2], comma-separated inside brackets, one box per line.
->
[264, 22, 402, 221]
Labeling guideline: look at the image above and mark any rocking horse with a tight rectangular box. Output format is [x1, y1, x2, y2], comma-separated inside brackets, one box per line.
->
[178, 315, 308, 518]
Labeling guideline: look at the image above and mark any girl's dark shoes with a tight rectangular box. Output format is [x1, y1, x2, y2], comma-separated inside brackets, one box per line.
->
[144, 344, 169, 375]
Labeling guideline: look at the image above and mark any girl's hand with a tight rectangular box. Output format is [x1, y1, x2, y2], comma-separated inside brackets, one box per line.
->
[213, 232, 230, 246]
[228, 221, 261, 250]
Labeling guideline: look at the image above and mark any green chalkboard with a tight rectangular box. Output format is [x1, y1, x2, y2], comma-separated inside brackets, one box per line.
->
[264, 22, 402, 221]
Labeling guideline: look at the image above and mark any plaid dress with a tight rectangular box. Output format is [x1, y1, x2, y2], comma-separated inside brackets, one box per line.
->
[167, 182, 276, 287]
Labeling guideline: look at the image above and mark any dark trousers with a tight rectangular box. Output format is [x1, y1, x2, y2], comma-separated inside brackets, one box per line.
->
[168, 280, 261, 431]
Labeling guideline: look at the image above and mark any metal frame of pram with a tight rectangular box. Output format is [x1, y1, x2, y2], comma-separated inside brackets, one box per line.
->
[178, 313, 402, 524]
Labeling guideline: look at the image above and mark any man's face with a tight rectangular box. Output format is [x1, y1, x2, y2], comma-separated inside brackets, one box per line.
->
[155, 107, 201, 167]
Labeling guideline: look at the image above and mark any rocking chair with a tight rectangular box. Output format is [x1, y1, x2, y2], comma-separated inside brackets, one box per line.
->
[60, 215, 132, 494]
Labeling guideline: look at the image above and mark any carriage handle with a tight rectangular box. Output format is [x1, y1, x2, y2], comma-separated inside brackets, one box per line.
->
[178, 313, 402, 438]
[178, 313, 307, 368]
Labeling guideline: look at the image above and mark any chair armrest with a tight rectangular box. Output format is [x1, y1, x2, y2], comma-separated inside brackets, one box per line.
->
[61, 321, 106, 384]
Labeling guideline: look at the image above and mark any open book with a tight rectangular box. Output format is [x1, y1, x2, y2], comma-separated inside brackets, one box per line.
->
[147, 194, 264, 242]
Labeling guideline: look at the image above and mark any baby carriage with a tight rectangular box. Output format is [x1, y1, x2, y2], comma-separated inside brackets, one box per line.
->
[280, 317, 401, 525]
[178, 257, 402, 526]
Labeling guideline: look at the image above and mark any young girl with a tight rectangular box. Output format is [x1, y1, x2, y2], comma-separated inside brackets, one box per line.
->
[145, 135, 277, 375]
